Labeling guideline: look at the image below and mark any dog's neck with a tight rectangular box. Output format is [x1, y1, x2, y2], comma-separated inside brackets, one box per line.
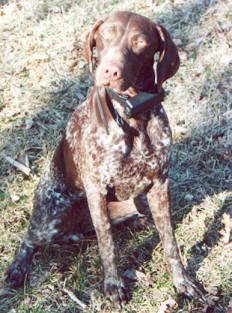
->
[96, 86, 164, 136]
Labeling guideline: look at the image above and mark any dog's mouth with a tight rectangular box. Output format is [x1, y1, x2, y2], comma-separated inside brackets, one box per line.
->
[103, 76, 141, 98]
[111, 86, 139, 98]
[108, 80, 156, 98]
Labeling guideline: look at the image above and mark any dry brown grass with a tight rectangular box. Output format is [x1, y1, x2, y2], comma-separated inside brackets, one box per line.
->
[0, 0, 232, 312]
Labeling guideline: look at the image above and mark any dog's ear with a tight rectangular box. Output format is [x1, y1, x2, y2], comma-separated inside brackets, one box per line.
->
[82, 18, 105, 73]
[155, 25, 180, 92]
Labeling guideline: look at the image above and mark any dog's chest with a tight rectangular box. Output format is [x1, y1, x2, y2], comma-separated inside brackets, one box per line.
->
[66, 99, 172, 200]
[95, 119, 172, 200]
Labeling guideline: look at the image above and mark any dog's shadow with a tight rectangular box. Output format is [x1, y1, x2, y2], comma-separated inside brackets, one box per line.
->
[187, 194, 232, 274]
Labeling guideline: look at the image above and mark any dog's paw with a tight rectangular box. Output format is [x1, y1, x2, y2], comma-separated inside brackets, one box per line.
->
[174, 275, 205, 300]
[5, 260, 29, 289]
[104, 277, 128, 309]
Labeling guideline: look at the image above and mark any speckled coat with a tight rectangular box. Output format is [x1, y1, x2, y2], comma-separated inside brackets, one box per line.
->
[5, 11, 204, 308]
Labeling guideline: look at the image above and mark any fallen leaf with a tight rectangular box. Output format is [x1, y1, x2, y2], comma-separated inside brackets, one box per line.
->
[223, 110, 232, 119]
[227, 300, 232, 312]
[193, 92, 201, 101]
[47, 284, 55, 291]
[64, 42, 75, 52]
[50, 6, 62, 13]
[185, 38, 203, 51]
[135, 270, 148, 281]
[0, 288, 14, 297]
[43, 141, 51, 154]
[222, 147, 232, 161]
[123, 269, 136, 280]
[171, 124, 187, 135]
[220, 55, 232, 65]
[63, 288, 87, 310]
[70, 60, 78, 67]
[79, 61, 86, 69]
[3, 154, 31, 176]
[25, 118, 34, 130]
[173, 38, 183, 46]
[16, 154, 29, 168]
[178, 50, 188, 61]
[122, 269, 147, 281]
[11, 194, 20, 202]
[75, 93, 85, 101]
[158, 297, 177, 313]
[2, 108, 20, 118]
[185, 194, 194, 201]
[219, 212, 232, 244]
[205, 286, 218, 295]
[206, 295, 220, 306]
[3, 3, 18, 15]
[42, 288, 52, 294]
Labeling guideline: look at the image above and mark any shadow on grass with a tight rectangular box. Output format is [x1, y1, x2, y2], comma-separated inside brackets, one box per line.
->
[188, 194, 232, 271]
[1, 0, 231, 312]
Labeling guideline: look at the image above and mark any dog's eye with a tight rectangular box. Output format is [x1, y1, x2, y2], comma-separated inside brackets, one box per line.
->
[133, 39, 147, 47]
[101, 25, 116, 40]
[132, 36, 148, 50]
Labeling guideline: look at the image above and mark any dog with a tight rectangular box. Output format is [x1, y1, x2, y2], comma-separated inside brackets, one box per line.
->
[5, 11, 204, 308]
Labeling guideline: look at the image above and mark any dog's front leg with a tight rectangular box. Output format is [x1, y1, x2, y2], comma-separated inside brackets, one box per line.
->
[85, 188, 127, 308]
[147, 177, 205, 300]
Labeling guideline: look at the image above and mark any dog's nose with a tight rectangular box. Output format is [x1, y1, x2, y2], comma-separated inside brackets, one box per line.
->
[103, 64, 122, 81]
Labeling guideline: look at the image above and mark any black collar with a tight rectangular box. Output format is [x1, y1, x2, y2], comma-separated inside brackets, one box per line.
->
[106, 88, 130, 105]
[96, 86, 165, 135]
[106, 87, 165, 119]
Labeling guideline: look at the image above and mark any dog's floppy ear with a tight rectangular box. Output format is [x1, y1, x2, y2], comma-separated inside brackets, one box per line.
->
[82, 18, 105, 73]
[155, 25, 180, 92]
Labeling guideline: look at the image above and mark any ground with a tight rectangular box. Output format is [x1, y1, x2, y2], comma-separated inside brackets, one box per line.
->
[0, 0, 231, 312]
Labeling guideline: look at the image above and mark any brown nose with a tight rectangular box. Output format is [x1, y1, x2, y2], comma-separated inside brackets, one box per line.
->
[103, 64, 122, 81]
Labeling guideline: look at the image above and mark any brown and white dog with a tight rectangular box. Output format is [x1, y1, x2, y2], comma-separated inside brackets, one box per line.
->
[5, 11, 204, 308]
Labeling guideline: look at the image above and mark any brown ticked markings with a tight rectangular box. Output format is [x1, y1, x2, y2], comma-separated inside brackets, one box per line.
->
[5, 11, 205, 309]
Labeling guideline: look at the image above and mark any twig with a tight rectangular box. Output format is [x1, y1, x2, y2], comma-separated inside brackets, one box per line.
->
[47, 55, 65, 86]
[2, 154, 31, 176]
[45, 81, 76, 95]
[12, 80, 76, 95]
[47, 53, 76, 85]
[63, 288, 88, 310]
[12, 83, 39, 93]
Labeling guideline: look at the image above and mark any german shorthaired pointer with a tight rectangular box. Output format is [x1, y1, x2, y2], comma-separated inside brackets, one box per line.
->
[5, 11, 204, 308]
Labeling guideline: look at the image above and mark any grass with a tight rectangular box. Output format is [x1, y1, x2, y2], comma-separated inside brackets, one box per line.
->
[0, 0, 232, 312]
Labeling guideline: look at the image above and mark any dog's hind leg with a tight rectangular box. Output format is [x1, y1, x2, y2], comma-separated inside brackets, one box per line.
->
[5, 164, 85, 288]
[4, 233, 38, 288]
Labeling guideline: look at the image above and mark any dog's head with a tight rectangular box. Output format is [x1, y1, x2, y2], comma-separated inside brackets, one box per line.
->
[82, 11, 179, 95]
